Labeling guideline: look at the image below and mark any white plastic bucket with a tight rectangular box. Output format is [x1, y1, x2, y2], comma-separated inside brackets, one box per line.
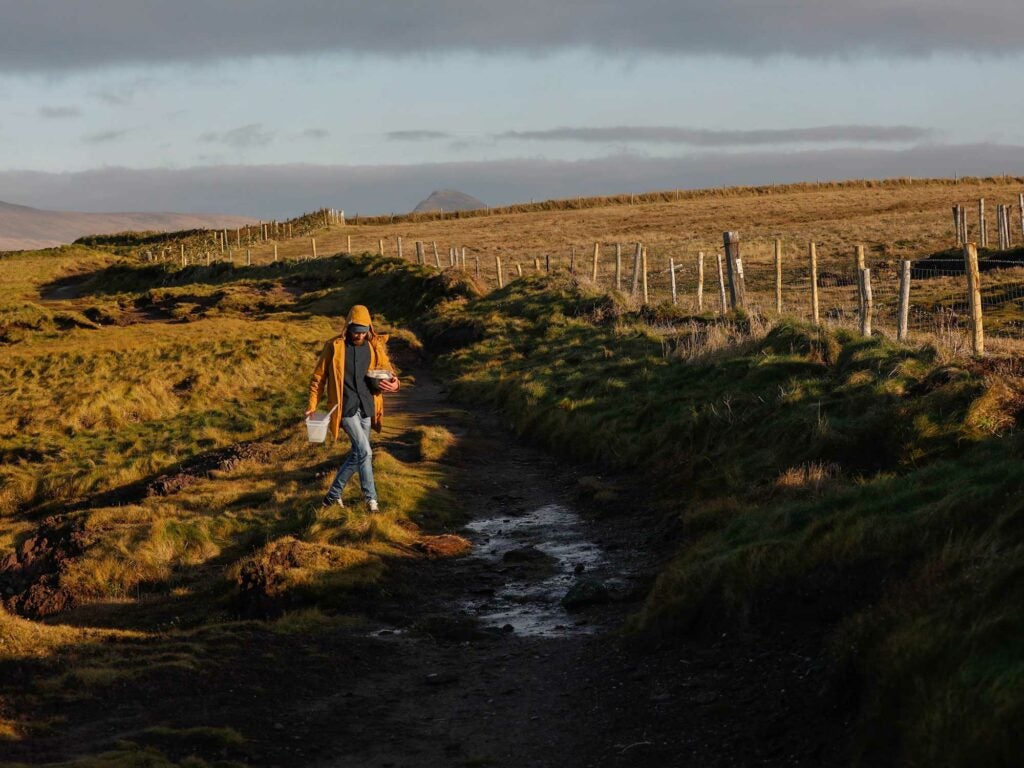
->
[305, 404, 338, 443]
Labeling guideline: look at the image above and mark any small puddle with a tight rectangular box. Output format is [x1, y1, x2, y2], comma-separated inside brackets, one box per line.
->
[461, 503, 611, 637]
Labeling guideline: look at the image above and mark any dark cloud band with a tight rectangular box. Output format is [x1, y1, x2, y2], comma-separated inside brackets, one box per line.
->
[387, 130, 453, 141]
[0, 1, 1021, 71]
[1, 144, 1021, 217]
[496, 125, 932, 146]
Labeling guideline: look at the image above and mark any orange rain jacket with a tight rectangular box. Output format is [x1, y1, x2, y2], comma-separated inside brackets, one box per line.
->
[306, 308, 397, 439]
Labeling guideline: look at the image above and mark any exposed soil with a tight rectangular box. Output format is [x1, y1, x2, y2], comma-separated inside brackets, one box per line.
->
[0, 355, 853, 767]
[0, 515, 90, 618]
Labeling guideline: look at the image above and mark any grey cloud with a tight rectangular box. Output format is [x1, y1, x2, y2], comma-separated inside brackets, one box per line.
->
[199, 124, 274, 148]
[1, 144, 1022, 218]
[38, 106, 81, 119]
[0, 1, 1021, 72]
[303, 128, 330, 140]
[82, 129, 130, 144]
[496, 125, 933, 147]
[94, 77, 157, 106]
[387, 130, 452, 141]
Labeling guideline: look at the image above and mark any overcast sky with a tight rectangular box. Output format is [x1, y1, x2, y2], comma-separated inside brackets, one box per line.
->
[1, 1, 1023, 216]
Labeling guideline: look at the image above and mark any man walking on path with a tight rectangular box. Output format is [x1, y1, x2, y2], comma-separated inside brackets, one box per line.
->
[306, 304, 399, 512]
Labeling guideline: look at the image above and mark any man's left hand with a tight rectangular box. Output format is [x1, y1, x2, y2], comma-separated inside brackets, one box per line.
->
[378, 377, 400, 393]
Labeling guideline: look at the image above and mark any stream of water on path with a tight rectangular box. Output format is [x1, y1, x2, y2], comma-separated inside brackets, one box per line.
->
[460, 503, 612, 637]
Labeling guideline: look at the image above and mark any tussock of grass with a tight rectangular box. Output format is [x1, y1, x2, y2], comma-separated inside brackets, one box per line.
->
[408, 425, 455, 462]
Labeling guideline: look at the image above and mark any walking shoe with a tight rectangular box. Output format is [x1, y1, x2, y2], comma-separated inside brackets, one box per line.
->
[367, 499, 379, 513]
[322, 496, 345, 509]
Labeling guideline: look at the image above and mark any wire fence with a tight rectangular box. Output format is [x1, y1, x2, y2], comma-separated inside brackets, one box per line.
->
[435, 241, 1024, 353]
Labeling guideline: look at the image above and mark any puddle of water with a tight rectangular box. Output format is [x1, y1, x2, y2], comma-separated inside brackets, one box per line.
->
[461, 503, 609, 637]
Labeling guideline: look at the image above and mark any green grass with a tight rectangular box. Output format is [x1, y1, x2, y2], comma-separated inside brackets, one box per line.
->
[421, 272, 1024, 767]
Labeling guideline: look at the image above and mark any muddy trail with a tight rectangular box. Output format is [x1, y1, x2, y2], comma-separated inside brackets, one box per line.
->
[269, 359, 850, 767]
[2, 355, 851, 768]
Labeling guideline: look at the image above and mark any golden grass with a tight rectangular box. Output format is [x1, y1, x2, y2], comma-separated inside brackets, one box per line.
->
[0, 607, 139, 661]
[206, 178, 1022, 279]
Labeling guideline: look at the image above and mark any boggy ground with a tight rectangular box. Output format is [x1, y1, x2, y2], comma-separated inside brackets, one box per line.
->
[0, 353, 850, 768]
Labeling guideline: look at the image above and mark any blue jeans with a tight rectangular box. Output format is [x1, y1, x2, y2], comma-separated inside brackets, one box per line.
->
[325, 411, 377, 503]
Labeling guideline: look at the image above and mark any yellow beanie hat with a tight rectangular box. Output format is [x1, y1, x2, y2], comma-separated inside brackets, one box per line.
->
[347, 304, 372, 328]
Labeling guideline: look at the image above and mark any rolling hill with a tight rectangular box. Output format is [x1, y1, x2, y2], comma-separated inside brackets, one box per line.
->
[0, 199, 257, 251]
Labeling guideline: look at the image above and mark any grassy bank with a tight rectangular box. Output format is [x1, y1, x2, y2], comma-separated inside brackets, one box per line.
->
[0, 248, 478, 764]
[426, 273, 1024, 767]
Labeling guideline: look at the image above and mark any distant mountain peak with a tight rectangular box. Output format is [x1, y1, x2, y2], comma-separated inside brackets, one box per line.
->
[412, 189, 486, 214]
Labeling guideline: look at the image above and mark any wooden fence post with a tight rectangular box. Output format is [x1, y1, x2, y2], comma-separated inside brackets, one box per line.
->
[545, 254, 550, 274]
[715, 252, 728, 313]
[979, 199, 988, 248]
[273, 243, 278, 263]
[570, 246, 576, 275]
[631, 243, 642, 297]
[897, 259, 911, 341]
[697, 252, 705, 311]
[964, 242, 985, 356]
[953, 205, 961, 244]
[960, 205, 968, 245]
[615, 243, 622, 290]
[432, 242, 439, 265]
[462, 247, 467, 269]
[1019, 192, 1024, 240]
[641, 247, 649, 304]
[415, 241, 424, 265]
[378, 239, 384, 256]
[496, 256, 504, 288]
[311, 238, 317, 259]
[397, 236, 403, 260]
[516, 262, 523, 277]
[774, 238, 783, 313]
[246, 248, 251, 266]
[347, 235, 352, 253]
[206, 251, 211, 266]
[534, 257, 540, 272]
[722, 231, 745, 310]
[180, 243, 186, 267]
[855, 244, 866, 309]
[859, 268, 873, 337]
[809, 241, 820, 326]
[669, 257, 677, 305]
[475, 255, 480, 277]
[592, 242, 600, 282]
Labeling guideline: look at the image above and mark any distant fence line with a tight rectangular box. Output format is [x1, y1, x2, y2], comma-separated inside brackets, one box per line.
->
[136, 193, 1024, 355]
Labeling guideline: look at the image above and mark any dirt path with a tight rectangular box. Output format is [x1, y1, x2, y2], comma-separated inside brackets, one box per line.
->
[252, 354, 851, 768]
[1, 349, 851, 768]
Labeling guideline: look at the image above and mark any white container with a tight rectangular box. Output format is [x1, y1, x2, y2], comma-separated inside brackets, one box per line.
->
[305, 404, 338, 443]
